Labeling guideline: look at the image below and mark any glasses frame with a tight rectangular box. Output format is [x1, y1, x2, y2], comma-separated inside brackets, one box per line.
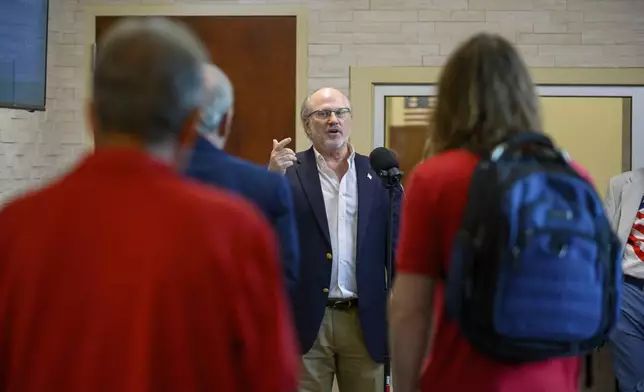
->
[307, 107, 352, 120]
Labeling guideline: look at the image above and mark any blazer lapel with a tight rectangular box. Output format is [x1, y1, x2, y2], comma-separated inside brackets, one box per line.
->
[619, 171, 644, 245]
[356, 155, 376, 252]
[296, 148, 331, 246]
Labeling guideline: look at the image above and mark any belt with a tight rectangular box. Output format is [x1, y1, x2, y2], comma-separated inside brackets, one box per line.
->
[625, 275, 644, 290]
[326, 298, 358, 311]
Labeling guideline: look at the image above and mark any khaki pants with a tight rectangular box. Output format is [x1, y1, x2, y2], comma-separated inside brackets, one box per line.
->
[299, 306, 384, 392]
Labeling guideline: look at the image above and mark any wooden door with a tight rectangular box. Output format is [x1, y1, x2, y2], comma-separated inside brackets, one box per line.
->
[95, 16, 297, 165]
[386, 96, 434, 186]
[388, 125, 427, 187]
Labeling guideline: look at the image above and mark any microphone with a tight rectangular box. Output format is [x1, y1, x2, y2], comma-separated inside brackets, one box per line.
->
[369, 146, 403, 392]
[369, 147, 403, 189]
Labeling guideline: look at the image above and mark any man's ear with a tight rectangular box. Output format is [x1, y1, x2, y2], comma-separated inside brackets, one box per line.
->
[218, 108, 234, 140]
[303, 119, 312, 138]
[172, 108, 200, 171]
[177, 109, 200, 151]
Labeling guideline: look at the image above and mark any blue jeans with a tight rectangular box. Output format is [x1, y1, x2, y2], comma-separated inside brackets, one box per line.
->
[611, 279, 644, 392]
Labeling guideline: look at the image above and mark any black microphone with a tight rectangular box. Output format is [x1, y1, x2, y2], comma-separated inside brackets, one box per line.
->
[369, 146, 403, 392]
[369, 147, 403, 189]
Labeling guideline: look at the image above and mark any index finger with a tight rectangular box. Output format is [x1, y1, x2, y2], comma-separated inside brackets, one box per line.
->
[273, 137, 292, 151]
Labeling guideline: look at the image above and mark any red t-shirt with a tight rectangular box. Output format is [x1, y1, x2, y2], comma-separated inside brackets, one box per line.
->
[396, 149, 582, 392]
[0, 149, 299, 392]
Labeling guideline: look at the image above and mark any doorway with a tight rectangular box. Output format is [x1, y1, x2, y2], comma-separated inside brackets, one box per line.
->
[373, 84, 644, 196]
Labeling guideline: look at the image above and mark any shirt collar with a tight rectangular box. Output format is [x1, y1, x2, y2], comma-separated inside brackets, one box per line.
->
[313, 144, 355, 170]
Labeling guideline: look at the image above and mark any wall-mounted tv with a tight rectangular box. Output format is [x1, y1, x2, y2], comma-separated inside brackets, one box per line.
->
[0, 0, 49, 112]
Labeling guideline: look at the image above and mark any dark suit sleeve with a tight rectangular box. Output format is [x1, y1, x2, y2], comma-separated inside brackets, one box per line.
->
[272, 175, 300, 298]
[390, 185, 404, 281]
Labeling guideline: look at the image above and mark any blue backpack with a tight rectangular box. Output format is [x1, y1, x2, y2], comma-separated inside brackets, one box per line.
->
[445, 133, 622, 364]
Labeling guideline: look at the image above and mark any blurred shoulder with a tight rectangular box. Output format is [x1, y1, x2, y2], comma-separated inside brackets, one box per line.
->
[226, 154, 281, 180]
[0, 176, 65, 224]
[608, 168, 644, 188]
[178, 181, 273, 255]
[233, 155, 286, 188]
[411, 149, 479, 184]
[181, 178, 267, 224]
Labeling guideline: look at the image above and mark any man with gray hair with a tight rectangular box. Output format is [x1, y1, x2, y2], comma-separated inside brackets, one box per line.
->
[269, 87, 402, 392]
[185, 63, 299, 299]
[0, 17, 298, 392]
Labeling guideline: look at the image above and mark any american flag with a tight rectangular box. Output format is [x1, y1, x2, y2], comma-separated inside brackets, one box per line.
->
[403, 96, 434, 126]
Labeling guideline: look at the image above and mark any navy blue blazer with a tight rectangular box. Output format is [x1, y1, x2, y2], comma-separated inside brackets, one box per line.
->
[185, 136, 300, 297]
[286, 147, 402, 363]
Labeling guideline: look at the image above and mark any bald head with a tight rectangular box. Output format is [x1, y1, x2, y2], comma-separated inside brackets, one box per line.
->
[300, 87, 353, 154]
[198, 64, 234, 135]
[92, 17, 209, 146]
[300, 88, 351, 124]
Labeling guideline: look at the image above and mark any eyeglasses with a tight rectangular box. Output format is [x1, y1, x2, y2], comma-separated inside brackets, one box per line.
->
[307, 108, 351, 120]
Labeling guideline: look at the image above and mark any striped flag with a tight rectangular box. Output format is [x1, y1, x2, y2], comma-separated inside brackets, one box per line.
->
[403, 96, 434, 126]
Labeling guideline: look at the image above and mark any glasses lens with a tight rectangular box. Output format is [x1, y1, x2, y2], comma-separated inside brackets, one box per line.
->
[336, 109, 350, 118]
[312, 109, 350, 119]
[313, 110, 330, 119]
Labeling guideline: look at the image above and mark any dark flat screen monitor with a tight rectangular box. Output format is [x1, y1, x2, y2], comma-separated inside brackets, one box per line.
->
[0, 0, 50, 111]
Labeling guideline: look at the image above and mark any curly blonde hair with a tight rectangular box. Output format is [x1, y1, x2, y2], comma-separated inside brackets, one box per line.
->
[426, 33, 542, 157]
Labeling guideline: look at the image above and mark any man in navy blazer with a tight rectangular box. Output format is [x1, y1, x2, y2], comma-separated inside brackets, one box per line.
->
[268, 87, 402, 392]
[185, 64, 299, 297]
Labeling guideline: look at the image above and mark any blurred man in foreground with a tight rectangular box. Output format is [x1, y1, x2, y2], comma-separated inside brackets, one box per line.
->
[0, 17, 298, 392]
[185, 63, 299, 298]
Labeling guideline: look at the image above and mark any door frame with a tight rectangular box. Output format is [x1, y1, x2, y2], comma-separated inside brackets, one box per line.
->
[372, 84, 644, 170]
[350, 66, 644, 163]
[83, 4, 309, 151]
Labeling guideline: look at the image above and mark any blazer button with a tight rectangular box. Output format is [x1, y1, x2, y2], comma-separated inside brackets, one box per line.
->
[326, 252, 332, 260]
[322, 288, 329, 293]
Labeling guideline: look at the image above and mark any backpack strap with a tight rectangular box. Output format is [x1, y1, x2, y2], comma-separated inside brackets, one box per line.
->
[505, 133, 554, 150]
[491, 134, 556, 162]
[440, 155, 500, 281]
[584, 353, 594, 388]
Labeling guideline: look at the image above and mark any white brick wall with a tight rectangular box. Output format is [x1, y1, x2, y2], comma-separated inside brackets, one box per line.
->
[0, 0, 643, 204]
[0, 0, 87, 203]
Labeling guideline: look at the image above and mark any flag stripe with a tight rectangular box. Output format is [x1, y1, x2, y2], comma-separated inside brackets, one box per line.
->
[401, 96, 434, 125]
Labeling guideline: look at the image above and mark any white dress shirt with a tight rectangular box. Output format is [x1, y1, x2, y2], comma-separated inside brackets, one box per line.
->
[314, 146, 358, 299]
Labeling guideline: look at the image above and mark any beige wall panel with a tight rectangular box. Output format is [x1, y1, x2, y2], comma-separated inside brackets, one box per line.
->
[541, 96, 625, 199]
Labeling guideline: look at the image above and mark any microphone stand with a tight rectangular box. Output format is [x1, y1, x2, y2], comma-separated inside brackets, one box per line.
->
[376, 167, 403, 392]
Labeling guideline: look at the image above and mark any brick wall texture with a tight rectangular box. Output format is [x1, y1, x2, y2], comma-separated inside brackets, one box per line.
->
[0, 0, 643, 204]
